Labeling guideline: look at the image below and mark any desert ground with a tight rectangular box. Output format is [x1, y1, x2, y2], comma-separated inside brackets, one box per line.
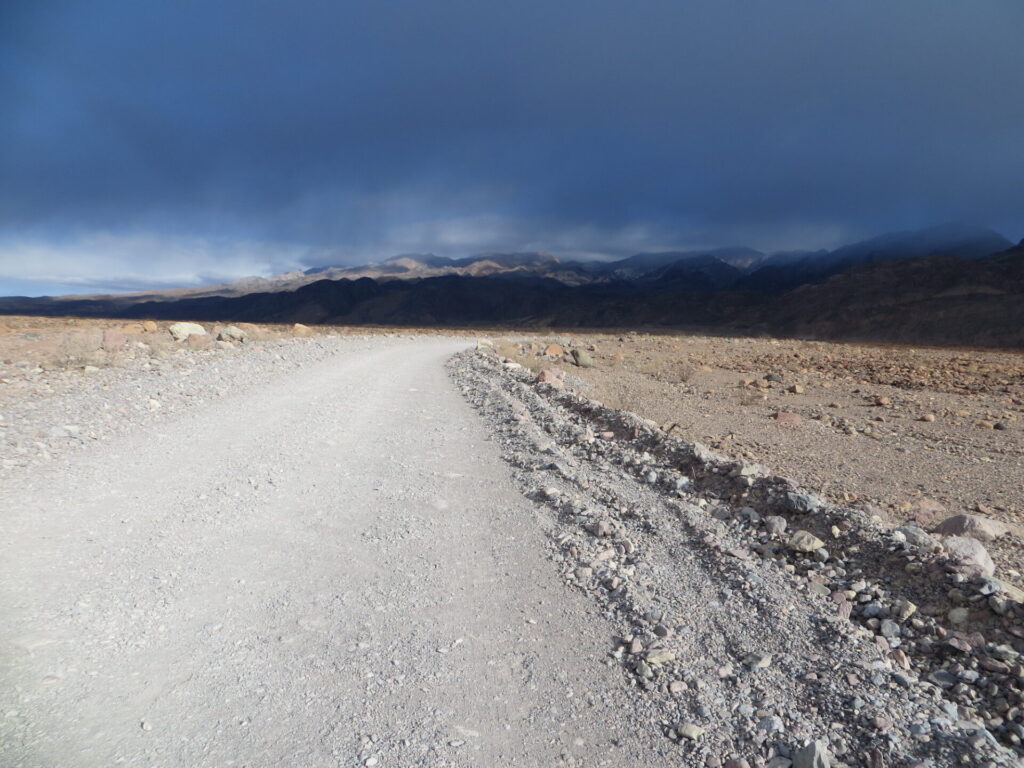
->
[493, 333, 1024, 591]
[1, 316, 1023, 767]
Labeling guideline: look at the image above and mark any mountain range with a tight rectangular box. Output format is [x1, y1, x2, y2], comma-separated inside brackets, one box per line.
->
[3, 223, 1023, 347]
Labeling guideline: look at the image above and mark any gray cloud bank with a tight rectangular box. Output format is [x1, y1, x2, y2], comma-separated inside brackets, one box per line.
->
[1, 1, 1023, 294]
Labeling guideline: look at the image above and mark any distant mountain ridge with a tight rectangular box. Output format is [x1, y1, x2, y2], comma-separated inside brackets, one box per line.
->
[2, 224, 1021, 347]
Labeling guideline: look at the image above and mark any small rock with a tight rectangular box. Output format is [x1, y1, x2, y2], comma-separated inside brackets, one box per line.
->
[947, 607, 970, 625]
[792, 740, 830, 768]
[1002, 581, 1024, 603]
[764, 516, 788, 536]
[944, 636, 972, 654]
[167, 322, 207, 341]
[217, 325, 248, 342]
[909, 497, 946, 526]
[646, 648, 676, 665]
[773, 411, 802, 425]
[880, 619, 901, 638]
[893, 599, 917, 620]
[571, 349, 594, 368]
[677, 724, 705, 741]
[744, 652, 773, 670]
[787, 491, 825, 514]
[896, 525, 936, 550]
[788, 530, 825, 553]
[943, 536, 995, 578]
[535, 369, 565, 387]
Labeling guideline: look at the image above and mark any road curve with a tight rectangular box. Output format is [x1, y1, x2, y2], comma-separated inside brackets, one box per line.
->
[0, 338, 664, 767]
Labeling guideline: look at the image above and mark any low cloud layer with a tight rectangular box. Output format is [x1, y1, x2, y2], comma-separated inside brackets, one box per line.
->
[2, 1, 1023, 294]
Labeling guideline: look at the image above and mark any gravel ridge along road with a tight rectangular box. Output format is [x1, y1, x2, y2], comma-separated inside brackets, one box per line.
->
[449, 345, 1024, 768]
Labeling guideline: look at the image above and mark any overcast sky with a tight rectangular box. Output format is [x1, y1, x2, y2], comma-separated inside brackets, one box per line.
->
[2, 1, 1023, 295]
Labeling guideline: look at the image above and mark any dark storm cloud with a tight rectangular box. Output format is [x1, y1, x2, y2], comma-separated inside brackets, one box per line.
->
[1, 1, 1023, 292]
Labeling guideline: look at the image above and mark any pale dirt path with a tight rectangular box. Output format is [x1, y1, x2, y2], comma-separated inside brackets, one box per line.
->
[0, 338, 665, 767]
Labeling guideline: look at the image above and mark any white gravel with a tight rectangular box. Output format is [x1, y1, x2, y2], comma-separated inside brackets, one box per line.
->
[0, 336, 664, 767]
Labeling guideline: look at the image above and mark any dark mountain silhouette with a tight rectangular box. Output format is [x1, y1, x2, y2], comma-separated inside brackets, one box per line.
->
[738, 224, 1012, 293]
[597, 247, 766, 279]
[2, 225, 1021, 347]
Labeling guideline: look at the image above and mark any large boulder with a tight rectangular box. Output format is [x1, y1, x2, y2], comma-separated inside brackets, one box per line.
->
[944, 536, 995, 578]
[168, 322, 207, 341]
[933, 514, 1009, 542]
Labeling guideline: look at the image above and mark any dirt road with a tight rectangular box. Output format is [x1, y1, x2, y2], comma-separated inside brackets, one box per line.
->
[0, 339, 662, 767]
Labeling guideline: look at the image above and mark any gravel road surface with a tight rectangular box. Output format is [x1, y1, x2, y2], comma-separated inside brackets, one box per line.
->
[0, 338, 663, 767]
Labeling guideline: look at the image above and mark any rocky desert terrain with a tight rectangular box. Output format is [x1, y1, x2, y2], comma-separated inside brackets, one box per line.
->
[2, 315, 1023, 767]
[493, 334, 1024, 591]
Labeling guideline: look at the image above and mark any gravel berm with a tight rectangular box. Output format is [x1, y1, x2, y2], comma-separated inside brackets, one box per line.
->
[448, 343, 1024, 767]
